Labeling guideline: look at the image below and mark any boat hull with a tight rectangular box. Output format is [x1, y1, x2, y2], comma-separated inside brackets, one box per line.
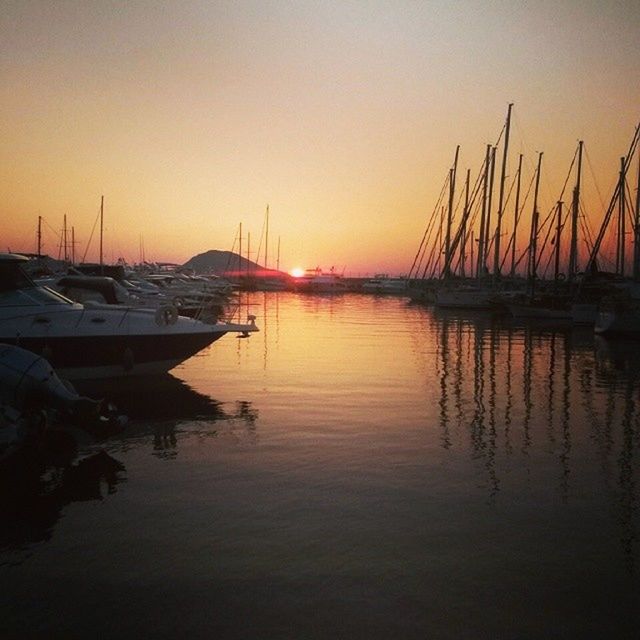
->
[435, 289, 493, 309]
[0, 306, 256, 380]
[594, 309, 640, 335]
[1, 331, 226, 380]
[508, 304, 572, 320]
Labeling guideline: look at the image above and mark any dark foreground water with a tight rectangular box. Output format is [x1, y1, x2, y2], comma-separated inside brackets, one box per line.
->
[2, 292, 640, 638]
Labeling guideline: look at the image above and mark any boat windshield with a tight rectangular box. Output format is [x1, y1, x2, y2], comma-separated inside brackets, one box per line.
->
[0, 262, 73, 306]
[0, 262, 35, 292]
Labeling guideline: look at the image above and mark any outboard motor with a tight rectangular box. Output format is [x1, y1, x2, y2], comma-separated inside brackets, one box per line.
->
[0, 344, 101, 421]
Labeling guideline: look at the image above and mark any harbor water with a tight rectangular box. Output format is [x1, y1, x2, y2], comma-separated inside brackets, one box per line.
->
[2, 292, 640, 638]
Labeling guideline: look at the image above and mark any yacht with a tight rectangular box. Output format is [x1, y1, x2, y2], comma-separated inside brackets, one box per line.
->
[0, 254, 258, 380]
[362, 274, 407, 294]
[293, 267, 348, 293]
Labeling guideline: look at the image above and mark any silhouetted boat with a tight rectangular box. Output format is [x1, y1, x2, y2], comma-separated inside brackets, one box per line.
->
[0, 254, 258, 380]
[362, 274, 407, 294]
[293, 267, 347, 293]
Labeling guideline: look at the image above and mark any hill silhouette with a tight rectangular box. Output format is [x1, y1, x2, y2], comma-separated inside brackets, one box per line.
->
[183, 250, 285, 276]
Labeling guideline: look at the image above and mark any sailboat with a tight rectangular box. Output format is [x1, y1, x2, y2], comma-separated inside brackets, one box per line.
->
[593, 125, 640, 334]
[434, 104, 514, 310]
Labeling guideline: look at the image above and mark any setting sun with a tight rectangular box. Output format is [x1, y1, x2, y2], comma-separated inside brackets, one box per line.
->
[290, 267, 305, 278]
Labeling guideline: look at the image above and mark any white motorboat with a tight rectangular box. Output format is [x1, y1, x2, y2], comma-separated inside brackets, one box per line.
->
[0, 254, 258, 380]
[51, 274, 225, 323]
[293, 267, 348, 293]
[362, 274, 407, 294]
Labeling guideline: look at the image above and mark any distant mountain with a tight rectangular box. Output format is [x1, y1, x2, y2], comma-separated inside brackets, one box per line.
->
[183, 249, 285, 276]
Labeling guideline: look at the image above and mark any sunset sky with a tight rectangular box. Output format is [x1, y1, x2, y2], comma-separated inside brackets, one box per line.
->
[2, 1, 639, 275]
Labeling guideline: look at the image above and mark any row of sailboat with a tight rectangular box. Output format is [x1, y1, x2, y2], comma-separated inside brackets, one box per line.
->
[406, 104, 640, 334]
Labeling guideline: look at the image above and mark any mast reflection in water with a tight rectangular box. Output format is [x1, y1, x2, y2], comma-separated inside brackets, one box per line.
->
[1, 293, 639, 638]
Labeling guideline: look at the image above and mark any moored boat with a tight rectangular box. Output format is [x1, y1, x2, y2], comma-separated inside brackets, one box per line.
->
[0, 254, 258, 380]
[434, 285, 494, 309]
[293, 267, 347, 293]
[362, 274, 407, 294]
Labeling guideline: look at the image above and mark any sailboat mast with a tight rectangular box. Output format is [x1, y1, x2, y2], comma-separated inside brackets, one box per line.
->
[437, 205, 445, 277]
[71, 226, 75, 264]
[634, 155, 640, 281]
[510, 153, 523, 278]
[99, 195, 104, 272]
[276, 235, 281, 272]
[493, 103, 513, 281]
[617, 156, 626, 276]
[265, 205, 269, 271]
[568, 141, 583, 283]
[37, 215, 42, 257]
[63, 214, 68, 261]
[247, 232, 251, 277]
[528, 152, 544, 296]
[444, 146, 460, 279]
[461, 168, 470, 277]
[239, 222, 243, 276]
[476, 144, 491, 278]
[483, 147, 496, 272]
[585, 123, 640, 275]
[554, 200, 563, 284]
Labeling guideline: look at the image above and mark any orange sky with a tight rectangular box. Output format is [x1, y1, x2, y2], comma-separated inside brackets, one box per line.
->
[1, 1, 639, 275]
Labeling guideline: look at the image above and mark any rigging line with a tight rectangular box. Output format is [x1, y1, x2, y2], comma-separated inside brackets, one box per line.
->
[224, 227, 240, 275]
[578, 201, 596, 255]
[426, 219, 444, 279]
[42, 217, 62, 239]
[539, 144, 576, 216]
[408, 169, 449, 279]
[535, 208, 558, 272]
[81, 207, 100, 264]
[540, 212, 569, 278]
[440, 151, 490, 276]
[583, 144, 610, 214]
[466, 185, 485, 238]
[444, 118, 507, 276]
[415, 195, 442, 274]
[511, 110, 538, 172]
[585, 123, 640, 271]
[421, 160, 459, 280]
[424, 205, 449, 279]
[624, 179, 636, 227]
[414, 180, 449, 279]
[423, 207, 445, 279]
[255, 209, 267, 267]
[499, 164, 532, 273]
[506, 171, 538, 276]
[533, 149, 578, 271]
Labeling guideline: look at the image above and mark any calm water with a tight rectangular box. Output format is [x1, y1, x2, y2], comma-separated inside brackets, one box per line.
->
[2, 292, 640, 638]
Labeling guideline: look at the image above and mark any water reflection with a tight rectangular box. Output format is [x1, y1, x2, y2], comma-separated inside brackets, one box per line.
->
[0, 373, 259, 561]
[428, 311, 640, 569]
[77, 374, 259, 457]
[76, 374, 224, 421]
[0, 450, 125, 564]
